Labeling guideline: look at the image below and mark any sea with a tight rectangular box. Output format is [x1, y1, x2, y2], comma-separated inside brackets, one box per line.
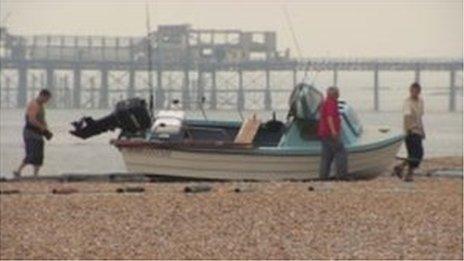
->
[0, 70, 462, 177]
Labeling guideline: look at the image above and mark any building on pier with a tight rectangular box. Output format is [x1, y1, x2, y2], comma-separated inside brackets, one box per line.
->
[0, 24, 462, 111]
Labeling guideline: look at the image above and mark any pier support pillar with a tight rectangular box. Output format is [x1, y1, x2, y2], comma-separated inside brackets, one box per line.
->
[99, 69, 109, 109]
[155, 68, 164, 109]
[237, 69, 244, 111]
[73, 68, 81, 108]
[46, 67, 55, 108]
[197, 69, 204, 109]
[210, 70, 217, 110]
[182, 68, 191, 110]
[128, 68, 135, 99]
[63, 75, 71, 108]
[449, 70, 456, 112]
[89, 77, 96, 108]
[264, 69, 272, 110]
[373, 68, 379, 111]
[5, 77, 12, 107]
[333, 69, 338, 86]
[17, 66, 28, 108]
[31, 74, 37, 97]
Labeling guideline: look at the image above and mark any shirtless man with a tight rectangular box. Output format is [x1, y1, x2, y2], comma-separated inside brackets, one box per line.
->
[13, 89, 53, 177]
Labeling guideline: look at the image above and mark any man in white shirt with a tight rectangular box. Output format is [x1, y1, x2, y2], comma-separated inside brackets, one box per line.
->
[393, 82, 425, 182]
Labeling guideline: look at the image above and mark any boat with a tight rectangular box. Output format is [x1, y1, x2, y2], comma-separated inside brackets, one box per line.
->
[90, 83, 404, 181]
[68, 8, 403, 181]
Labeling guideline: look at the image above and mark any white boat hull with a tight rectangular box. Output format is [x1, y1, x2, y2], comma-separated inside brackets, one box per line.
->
[118, 140, 402, 181]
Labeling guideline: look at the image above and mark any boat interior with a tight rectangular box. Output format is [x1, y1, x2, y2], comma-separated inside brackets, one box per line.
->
[153, 111, 360, 147]
[140, 84, 364, 149]
[98, 83, 364, 150]
[180, 117, 319, 147]
[146, 104, 363, 150]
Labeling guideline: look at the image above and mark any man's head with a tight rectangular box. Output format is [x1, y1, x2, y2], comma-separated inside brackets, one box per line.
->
[326, 86, 339, 99]
[37, 89, 52, 104]
[409, 82, 421, 100]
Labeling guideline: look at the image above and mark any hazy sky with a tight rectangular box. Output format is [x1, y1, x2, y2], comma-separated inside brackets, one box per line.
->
[1, 0, 462, 58]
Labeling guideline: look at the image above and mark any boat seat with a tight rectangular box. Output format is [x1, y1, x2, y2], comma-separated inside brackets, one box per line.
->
[234, 113, 261, 145]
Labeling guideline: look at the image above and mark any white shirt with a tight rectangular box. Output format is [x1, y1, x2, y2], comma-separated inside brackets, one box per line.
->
[403, 97, 424, 136]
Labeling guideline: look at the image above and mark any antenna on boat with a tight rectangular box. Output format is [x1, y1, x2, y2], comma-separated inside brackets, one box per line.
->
[283, 6, 302, 61]
[145, 1, 155, 118]
[237, 109, 244, 121]
[283, 5, 307, 84]
[198, 96, 208, 120]
[282, 5, 313, 85]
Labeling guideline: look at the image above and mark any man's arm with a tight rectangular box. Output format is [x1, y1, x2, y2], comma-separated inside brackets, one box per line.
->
[403, 107, 419, 134]
[420, 99, 425, 138]
[327, 116, 338, 139]
[402, 99, 419, 134]
[26, 102, 47, 131]
[326, 100, 339, 140]
[403, 115, 414, 132]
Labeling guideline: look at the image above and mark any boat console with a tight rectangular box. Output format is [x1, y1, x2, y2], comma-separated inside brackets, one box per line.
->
[150, 110, 185, 141]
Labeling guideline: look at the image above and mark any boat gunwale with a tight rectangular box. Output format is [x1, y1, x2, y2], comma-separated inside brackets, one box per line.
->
[111, 134, 404, 156]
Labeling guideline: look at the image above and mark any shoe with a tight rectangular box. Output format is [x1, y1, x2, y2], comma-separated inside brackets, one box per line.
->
[404, 170, 413, 182]
[345, 175, 356, 181]
[404, 176, 413, 182]
[393, 165, 403, 179]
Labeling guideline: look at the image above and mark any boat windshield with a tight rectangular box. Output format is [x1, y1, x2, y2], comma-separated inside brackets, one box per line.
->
[343, 105, 363, 136]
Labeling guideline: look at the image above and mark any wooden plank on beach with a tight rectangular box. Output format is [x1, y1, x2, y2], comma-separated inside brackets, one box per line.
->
[234, 113, 261, 144]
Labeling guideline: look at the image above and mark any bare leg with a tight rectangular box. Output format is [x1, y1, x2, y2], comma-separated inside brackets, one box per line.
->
[33, 165, 41, 177]
[14, 162, 27, 178]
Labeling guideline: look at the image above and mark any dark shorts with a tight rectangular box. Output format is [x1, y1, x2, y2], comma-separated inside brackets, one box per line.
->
[405, 133, 423, 169]
[23, 137, 44, 166]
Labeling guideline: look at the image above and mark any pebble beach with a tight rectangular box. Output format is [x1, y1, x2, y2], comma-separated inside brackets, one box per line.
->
[0, 157, 462, 260]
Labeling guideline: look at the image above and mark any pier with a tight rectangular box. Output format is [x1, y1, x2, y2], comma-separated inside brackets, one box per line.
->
[0, 24, 462, 111]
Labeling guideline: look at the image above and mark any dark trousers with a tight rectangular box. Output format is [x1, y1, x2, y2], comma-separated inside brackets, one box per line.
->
[405, 133, 423, 169]
[319, 138, 348, 180]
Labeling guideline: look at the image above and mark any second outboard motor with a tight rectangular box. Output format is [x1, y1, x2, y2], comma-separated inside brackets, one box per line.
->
[70, 98, 151, 139]
[287, 83, 323, 121]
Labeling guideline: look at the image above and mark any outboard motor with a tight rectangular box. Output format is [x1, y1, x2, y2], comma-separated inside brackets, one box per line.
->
[70, 98, 151, 139]
[287, 83, 323, 121]
[278, 83, 324, 147]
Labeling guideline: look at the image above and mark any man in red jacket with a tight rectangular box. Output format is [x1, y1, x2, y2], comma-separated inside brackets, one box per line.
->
[318, 86, 348, 180]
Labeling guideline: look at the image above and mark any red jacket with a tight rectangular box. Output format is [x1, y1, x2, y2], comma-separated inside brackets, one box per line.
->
[318, 97, 341, 138]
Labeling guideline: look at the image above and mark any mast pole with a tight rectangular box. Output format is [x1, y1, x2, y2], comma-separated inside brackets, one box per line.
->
[145, 1, 154, 117]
